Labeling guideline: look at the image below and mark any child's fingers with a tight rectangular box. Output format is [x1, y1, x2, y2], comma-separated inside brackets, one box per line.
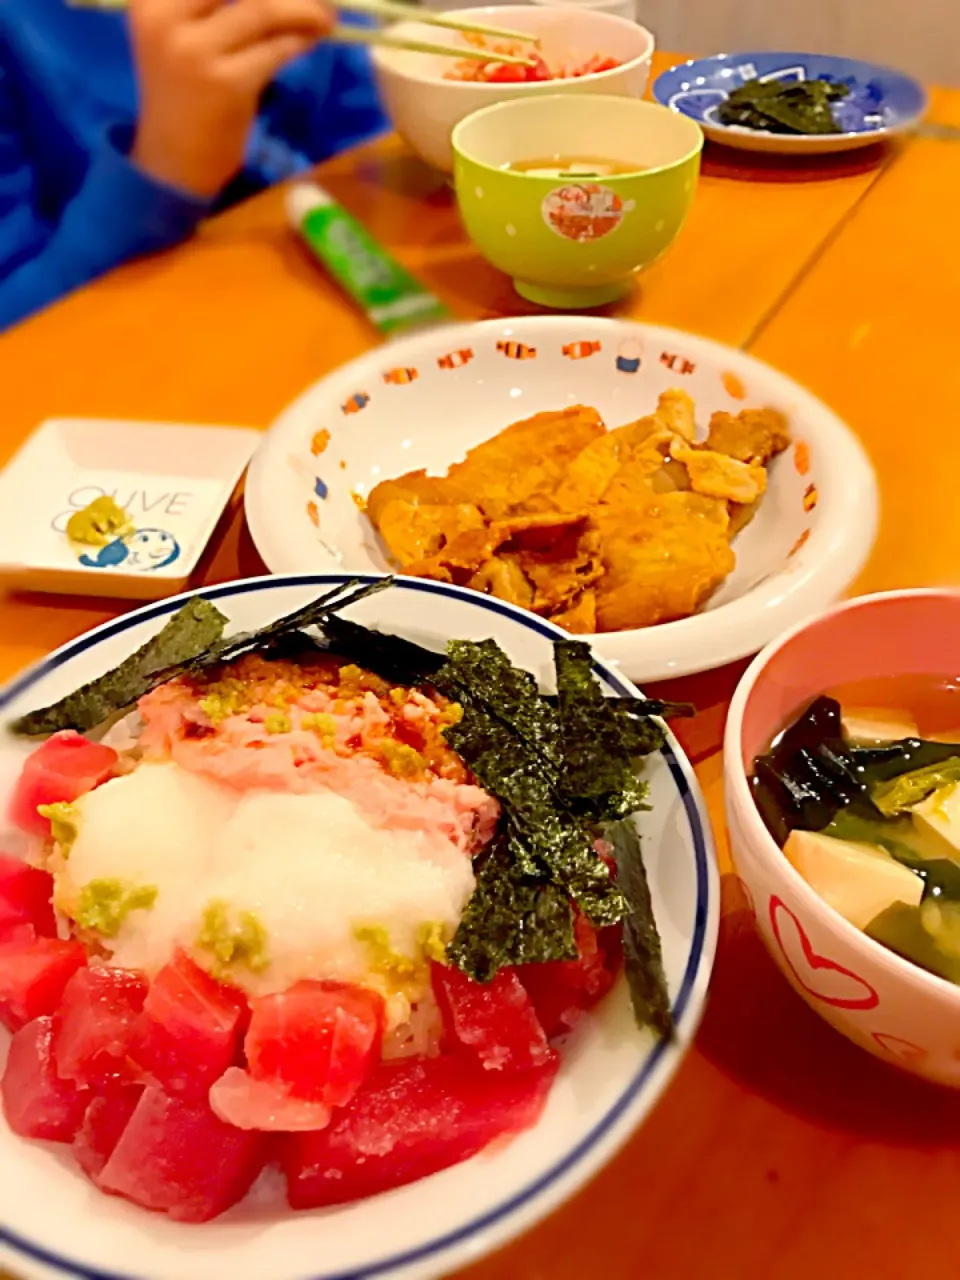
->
[224, 30, 321, 82]
[208, 0, 333, 51]
[131, 0, 222, 21]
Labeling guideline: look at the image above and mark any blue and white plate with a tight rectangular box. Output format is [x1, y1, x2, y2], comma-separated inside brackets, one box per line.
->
[0, 573, 719, 1280]
[653, 52, 927, 155]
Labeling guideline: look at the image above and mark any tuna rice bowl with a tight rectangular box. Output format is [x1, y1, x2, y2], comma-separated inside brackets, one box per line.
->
[0, 578, 690, 1226]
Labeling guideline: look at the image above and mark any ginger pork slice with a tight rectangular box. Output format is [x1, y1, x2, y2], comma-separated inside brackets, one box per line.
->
[652, 388, 697, 441]
[670, 440, 768, 506]
[550, 589, 598, 634]
[467, 553, 535, 610]
[366, 470, 469, 529]
[375, 498, 486, 567]
[593, 492, 735, 631]
[501, 519, 603, 617]
[553, 416, 673, 510]
[445, 405, 607, 519]
[705, 406, 792, 466]
[404, 525, 501, 585]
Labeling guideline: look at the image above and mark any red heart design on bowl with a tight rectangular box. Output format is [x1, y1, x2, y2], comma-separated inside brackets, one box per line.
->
[871, 1031, 927, 1063]
[769, 896, 880, 1011]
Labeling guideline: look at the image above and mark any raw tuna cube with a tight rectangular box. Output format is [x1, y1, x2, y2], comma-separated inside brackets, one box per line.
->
[98, 1083, 266, 1222]
[515, 914, 621, 1038]
[0, 856, 56, 940]
[53, 966, 148, 1087]
[432, 964, 552, 1070]
[209, 1067, 331, 1132]
[282, 1052, 559, 1209]
[2, 1016, 89, 1141]
[9, 731, 117, 838]
[246, 980, 384, 1107]
[132, 952, 247, 1098]
[0, 931, 87, 1032]
[73, 1084, 145, 1179]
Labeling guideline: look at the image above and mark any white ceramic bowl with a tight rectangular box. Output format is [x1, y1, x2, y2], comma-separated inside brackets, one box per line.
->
[371, 6, 655, 173]
[0, 573, 717, 1280]
[244, 316, 879, 683]
[725, 589, 960, 1088]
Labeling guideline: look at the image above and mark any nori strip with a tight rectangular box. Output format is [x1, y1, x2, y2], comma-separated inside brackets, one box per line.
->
[716, 77, 850, 135]
[605, 817, 673, 1039]
[10, 579, 390, 738]
[554, 640, 657, 821]
[447, 835, 577, 979]
[11, 598, 229, 736]
[437, 638, 563, 768]
[191, 578, 392, 671]
[316, 613, 445, 687]
[444, 695, 627, 918]
[543, 694, 694, 722]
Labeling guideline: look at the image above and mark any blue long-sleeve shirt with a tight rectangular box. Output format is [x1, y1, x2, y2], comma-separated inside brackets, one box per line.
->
[0, 0, 387, 331]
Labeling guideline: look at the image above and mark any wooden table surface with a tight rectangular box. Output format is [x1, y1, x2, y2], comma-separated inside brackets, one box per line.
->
[3, 51, 960, 1280]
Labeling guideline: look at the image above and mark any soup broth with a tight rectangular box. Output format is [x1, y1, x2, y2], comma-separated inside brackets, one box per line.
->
[825, 673, 960, 741]
[507, 155, 642, 178]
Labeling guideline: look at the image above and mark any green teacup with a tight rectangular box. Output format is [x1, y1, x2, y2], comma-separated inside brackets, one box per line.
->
[453, 95, 703, 308]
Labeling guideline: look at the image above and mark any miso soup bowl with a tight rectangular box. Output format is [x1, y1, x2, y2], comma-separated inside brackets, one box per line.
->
[453, 95, 703, 309]
[724, 589, 960, 1087]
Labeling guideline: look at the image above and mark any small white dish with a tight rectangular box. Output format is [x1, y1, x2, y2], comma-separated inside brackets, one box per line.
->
[0, 573, 717, 1280]
[244, 316, 879, 683]
[0, 419, 260, 600]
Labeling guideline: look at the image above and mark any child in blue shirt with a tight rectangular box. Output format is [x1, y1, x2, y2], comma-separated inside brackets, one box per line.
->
[0, 0, 387, 331]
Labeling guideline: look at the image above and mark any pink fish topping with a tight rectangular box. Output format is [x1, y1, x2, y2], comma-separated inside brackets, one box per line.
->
[137, 655, 499, 855]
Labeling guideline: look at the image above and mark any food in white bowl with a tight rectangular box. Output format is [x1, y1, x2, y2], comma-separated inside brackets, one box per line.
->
[365, 389, 790, 635]
[0, 574, 716, 1280]
[370, 6, 654, 173]
[444, 37, 622, 83]
[725, 589, 960, 1088]
[244, 316, 879, 683]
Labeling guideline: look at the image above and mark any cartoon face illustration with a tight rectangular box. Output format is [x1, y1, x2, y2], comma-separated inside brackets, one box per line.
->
[616, 338, 644, 374]
[124, 529, 181, 570]
[78, 528, 181, 573]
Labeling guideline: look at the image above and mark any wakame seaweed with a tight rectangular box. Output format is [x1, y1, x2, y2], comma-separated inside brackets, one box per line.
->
[12, 598, 229, 736]
[751, 695, 960, 847]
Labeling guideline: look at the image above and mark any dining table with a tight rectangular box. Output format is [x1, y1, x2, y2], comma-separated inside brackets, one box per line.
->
[2, 48, 960, 1280]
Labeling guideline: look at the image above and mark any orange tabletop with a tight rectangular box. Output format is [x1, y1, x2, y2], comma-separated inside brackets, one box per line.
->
[1, 51, 956, 1280]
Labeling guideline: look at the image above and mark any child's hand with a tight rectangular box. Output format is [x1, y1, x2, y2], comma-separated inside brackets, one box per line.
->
[130, 0, 335, 199]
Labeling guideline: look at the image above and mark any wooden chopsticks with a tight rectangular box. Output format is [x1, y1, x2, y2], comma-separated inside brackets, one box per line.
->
[332, 26, 536, 65]
[340, 0, 539, 44]
[67, 0, 541, 61]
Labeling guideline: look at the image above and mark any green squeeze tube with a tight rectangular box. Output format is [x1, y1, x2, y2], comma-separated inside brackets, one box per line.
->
[286, 183, 452, 337]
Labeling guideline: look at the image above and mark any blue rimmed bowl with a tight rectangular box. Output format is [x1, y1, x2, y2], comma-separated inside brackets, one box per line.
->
[0, 573, 718, 1280]
[653, 52, 927, 155]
